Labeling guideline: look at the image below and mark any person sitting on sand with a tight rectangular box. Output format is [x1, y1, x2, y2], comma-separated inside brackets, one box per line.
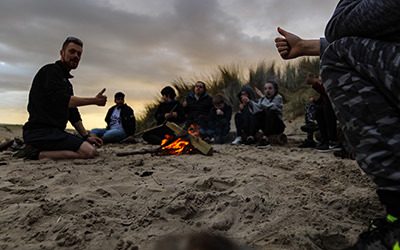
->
[154, 86, 184, 126]
[274, 0, 400, 247]
[205, 94, 232, 144]
[232, 85, 257, 145]
[246, 81, 285, 146]
[182, 81, 213, 138]
[298, 97, 319, 148]
[304, 74, 339, 152]
[90, 92, 136, 143]
[142, 86, 184, 145]
[17, 36, 106, 160]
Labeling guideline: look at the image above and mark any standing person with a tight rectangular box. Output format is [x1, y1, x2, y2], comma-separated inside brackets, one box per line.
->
[206, 94, 233, 144]
[182, 81, 213, 137]
[274, 0, 400, 247]
[18, 36, 107, 160]
[91, 92, 136, 143]
[248, 81, 285, 146]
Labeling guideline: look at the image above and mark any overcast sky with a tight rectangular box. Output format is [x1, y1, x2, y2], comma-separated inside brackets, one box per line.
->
[0, 0, 337, 128]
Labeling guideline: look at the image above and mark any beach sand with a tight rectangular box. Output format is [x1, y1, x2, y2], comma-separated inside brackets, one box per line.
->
[0, 122, 382, 250]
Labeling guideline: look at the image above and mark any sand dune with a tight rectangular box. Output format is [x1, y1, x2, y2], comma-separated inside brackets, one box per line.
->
[0, 123, 381, 250]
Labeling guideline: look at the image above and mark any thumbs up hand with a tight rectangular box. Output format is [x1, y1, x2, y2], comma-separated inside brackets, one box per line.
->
[95, 88, 107, 106]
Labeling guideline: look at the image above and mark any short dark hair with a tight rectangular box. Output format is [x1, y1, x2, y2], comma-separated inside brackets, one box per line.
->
[195, 81, 206, 91]
[212, 94, 225, 105]
[62, 36, 83, 50]
[114, 92, 125, 99]
[161, 86, 176, 99]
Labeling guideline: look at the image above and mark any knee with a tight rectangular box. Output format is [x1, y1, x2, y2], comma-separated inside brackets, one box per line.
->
[321, 37, 361, 68]
[78, 142, 98, 159]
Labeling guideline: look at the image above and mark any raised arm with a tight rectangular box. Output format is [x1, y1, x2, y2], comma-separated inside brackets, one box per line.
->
[274, 27, 320, 59]
[69, 88, 107, 107]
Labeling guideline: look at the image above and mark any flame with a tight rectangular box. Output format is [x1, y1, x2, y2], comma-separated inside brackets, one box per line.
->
[161, 134, 193, 155]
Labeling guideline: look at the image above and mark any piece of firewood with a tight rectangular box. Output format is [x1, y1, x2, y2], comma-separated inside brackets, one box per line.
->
[165, 122, 213, 155]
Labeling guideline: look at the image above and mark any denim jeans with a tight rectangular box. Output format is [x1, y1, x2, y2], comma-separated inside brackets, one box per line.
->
[90, 128, 127, 143]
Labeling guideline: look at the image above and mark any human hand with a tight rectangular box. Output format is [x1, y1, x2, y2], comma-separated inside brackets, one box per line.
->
[87, 135, 103, 147]
[241, 95, 249, 104]
[95, 88, 107, 106]
[216, 109, 224, 115]
[239, 103, 245, 111]
[274, 27, 303, 60]
[254, 87, 264, 98]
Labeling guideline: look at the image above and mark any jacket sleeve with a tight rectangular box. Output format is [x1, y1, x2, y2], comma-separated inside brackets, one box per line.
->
[68, 107, 82, 124]
[105, 107, 114, 129]
[154, 104, 165, 125]
[325, 0, 400, 42]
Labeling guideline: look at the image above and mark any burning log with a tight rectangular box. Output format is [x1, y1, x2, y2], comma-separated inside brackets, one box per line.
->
[116, 122, 213, 157]
[163, 122, 212, 156]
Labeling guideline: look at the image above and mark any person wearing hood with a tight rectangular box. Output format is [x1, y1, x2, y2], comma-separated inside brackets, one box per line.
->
[232, 85, 257, 145]
[182, 81, 213, 137]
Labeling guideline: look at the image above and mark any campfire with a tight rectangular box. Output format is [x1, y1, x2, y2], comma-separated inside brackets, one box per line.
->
[159, 134, 194, 155]
[117, 122, 213, 157]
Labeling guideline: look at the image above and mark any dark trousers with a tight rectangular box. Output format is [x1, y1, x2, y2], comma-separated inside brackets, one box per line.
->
[234, 107, 256, 137]
[255, 109, 285, 136]
[314, 99, 337, 144]
[321, 37, 400, 217]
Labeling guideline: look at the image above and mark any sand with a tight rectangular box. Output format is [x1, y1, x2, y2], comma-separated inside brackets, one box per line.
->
[0, 121, 382, 250]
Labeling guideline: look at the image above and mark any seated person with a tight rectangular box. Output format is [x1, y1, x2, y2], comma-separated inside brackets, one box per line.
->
[91, 92, 136, 143]
[182, 81, 213, 138]
[155, 86, 184, 125]
[205, 94, 232, 144]
[248, 81, 285, 146]
[298, 97, 319, 148]
[143, 86, 184, 145]
[305, 74, 339, 152]
[19, 36, 106, 160]
[232, 85, 257, 145]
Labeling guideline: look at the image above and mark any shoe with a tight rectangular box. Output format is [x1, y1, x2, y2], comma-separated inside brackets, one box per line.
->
[316, 142, 341, 152]
[231, 136, 242, 145]
[346, 216, 400, 250]
[258, 136, 270, 146]
[333, 148, 356, 160]
[13, 145, 40, 160]
[298, 139, 316, 148]
[316, 143, 330, 152]
[300, 122, 319, 133]
[328, 142, 342, 152]
[245, 136, 255, 145]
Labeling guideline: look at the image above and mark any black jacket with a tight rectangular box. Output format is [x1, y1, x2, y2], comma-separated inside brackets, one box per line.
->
[24, 60, 82, 131]
[155, 100, 184, 125]
[184, 92, 213, 123]
[105, 104, 136, 135]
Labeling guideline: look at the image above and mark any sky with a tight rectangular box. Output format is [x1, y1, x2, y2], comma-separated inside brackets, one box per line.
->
[0, 0, 338, 129]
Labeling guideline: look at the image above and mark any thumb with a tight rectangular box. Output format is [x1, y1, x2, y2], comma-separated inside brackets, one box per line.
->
[277, 27, 289, 37]
[98, 88, 106, 96]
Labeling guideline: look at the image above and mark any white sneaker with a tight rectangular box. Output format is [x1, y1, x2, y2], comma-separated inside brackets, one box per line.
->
[231, 136, 242, 145]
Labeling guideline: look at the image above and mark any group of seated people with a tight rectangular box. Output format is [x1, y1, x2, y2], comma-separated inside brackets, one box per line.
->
[143, 80, 286, 146]
[92, 79, 287, 147]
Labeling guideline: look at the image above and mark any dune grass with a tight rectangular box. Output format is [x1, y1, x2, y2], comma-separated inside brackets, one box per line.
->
[136, 57, 319, 132]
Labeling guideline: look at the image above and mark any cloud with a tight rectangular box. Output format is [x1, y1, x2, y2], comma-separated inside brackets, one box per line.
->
[0, 0, 337, 126]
